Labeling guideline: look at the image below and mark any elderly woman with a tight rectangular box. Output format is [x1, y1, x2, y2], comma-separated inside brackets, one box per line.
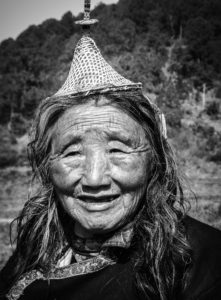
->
[1, 2, 221, 300]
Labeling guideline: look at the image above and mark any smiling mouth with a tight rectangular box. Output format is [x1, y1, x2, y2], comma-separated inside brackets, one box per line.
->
[77, 195, 119, 203]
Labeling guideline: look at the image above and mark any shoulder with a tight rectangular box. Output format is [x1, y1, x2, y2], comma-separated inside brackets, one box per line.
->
[184, 216, 221, 261]
[184, 216, 221, 244]
[4, 270, 48, 300]
[183, 216, 221, 299]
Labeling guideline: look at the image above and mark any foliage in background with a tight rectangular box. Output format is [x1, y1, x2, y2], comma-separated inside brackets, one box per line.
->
[0, 0, 220, 167]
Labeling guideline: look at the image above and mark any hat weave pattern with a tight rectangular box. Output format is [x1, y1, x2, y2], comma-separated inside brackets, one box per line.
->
[55, 36, 141, 97]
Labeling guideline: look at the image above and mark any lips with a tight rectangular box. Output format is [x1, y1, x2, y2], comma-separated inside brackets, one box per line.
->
[77, 194, 119, 203]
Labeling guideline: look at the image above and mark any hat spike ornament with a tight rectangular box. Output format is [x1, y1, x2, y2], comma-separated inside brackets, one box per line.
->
[75, 0, 98, 26]
[54, 0, 142, 98]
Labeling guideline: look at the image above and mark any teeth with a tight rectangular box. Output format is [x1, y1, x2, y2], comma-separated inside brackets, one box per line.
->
[79, 196, 118, 203]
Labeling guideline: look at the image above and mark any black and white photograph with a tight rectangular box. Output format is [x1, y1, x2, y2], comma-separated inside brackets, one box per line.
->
[0, 0, 221, 299]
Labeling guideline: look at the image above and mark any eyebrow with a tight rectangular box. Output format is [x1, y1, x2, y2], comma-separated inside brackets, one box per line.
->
[57, 135, 82, 153]
[105, 131, 134, 146]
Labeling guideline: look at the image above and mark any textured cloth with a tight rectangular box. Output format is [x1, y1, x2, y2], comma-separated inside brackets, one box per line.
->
[57, 223, 133, 266]
[71, 223, 133, 253]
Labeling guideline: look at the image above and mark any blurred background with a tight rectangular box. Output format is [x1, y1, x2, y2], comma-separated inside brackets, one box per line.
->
[0, 0, 220, 270]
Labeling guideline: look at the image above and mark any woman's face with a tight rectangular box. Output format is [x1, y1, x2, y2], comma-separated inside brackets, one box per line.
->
[50, 98, 151, 237]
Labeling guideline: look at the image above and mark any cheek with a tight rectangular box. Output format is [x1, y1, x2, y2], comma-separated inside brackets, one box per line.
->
[58, 194, 76, 212]
[57, 194, 84, 224]
[111, 153, 149, 189]
[49, 160, 81, 193]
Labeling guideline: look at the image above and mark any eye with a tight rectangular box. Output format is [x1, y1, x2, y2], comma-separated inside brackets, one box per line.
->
[64, 151, 81, 157]
[109, 148, 125, 154]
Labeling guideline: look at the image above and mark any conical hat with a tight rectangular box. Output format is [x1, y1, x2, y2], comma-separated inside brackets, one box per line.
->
[55, 35, 142, 97]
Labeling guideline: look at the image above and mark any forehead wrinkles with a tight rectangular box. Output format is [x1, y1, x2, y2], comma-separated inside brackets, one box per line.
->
[56, 108, 138, 134]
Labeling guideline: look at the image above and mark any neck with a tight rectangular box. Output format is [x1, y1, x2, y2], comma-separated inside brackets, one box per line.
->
[74, 222, 117, 239]
[74, 222, 99, 239]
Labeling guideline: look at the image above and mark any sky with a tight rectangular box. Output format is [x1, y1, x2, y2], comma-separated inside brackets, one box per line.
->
[0, 0, 118, 42]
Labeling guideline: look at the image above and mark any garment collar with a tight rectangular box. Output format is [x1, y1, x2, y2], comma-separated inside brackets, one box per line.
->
[57, 223, 134, 267]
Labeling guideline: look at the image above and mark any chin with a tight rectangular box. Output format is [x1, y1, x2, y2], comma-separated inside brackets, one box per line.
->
[79, 216, 127, 236]
[84, 222, 115, 234]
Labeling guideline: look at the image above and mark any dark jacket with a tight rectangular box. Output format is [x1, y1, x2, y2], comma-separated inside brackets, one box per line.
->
[1, 216, 221, 300]
[182, 217, 221, 300]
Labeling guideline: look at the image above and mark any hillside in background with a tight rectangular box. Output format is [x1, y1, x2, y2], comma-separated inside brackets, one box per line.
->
[0, 0, 221, 268]
[0, 0, 221, 165]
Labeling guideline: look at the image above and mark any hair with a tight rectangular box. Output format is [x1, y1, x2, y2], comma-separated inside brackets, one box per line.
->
[0, 90, 192, 299]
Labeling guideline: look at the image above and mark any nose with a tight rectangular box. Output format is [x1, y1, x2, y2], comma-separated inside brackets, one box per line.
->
[82, 150, 111, 189]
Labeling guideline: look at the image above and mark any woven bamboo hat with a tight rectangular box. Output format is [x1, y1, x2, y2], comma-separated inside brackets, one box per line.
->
[54, 0, 142, 98]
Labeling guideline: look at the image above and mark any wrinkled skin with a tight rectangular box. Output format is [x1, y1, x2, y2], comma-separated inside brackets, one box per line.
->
[50, 98, 150, 238]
